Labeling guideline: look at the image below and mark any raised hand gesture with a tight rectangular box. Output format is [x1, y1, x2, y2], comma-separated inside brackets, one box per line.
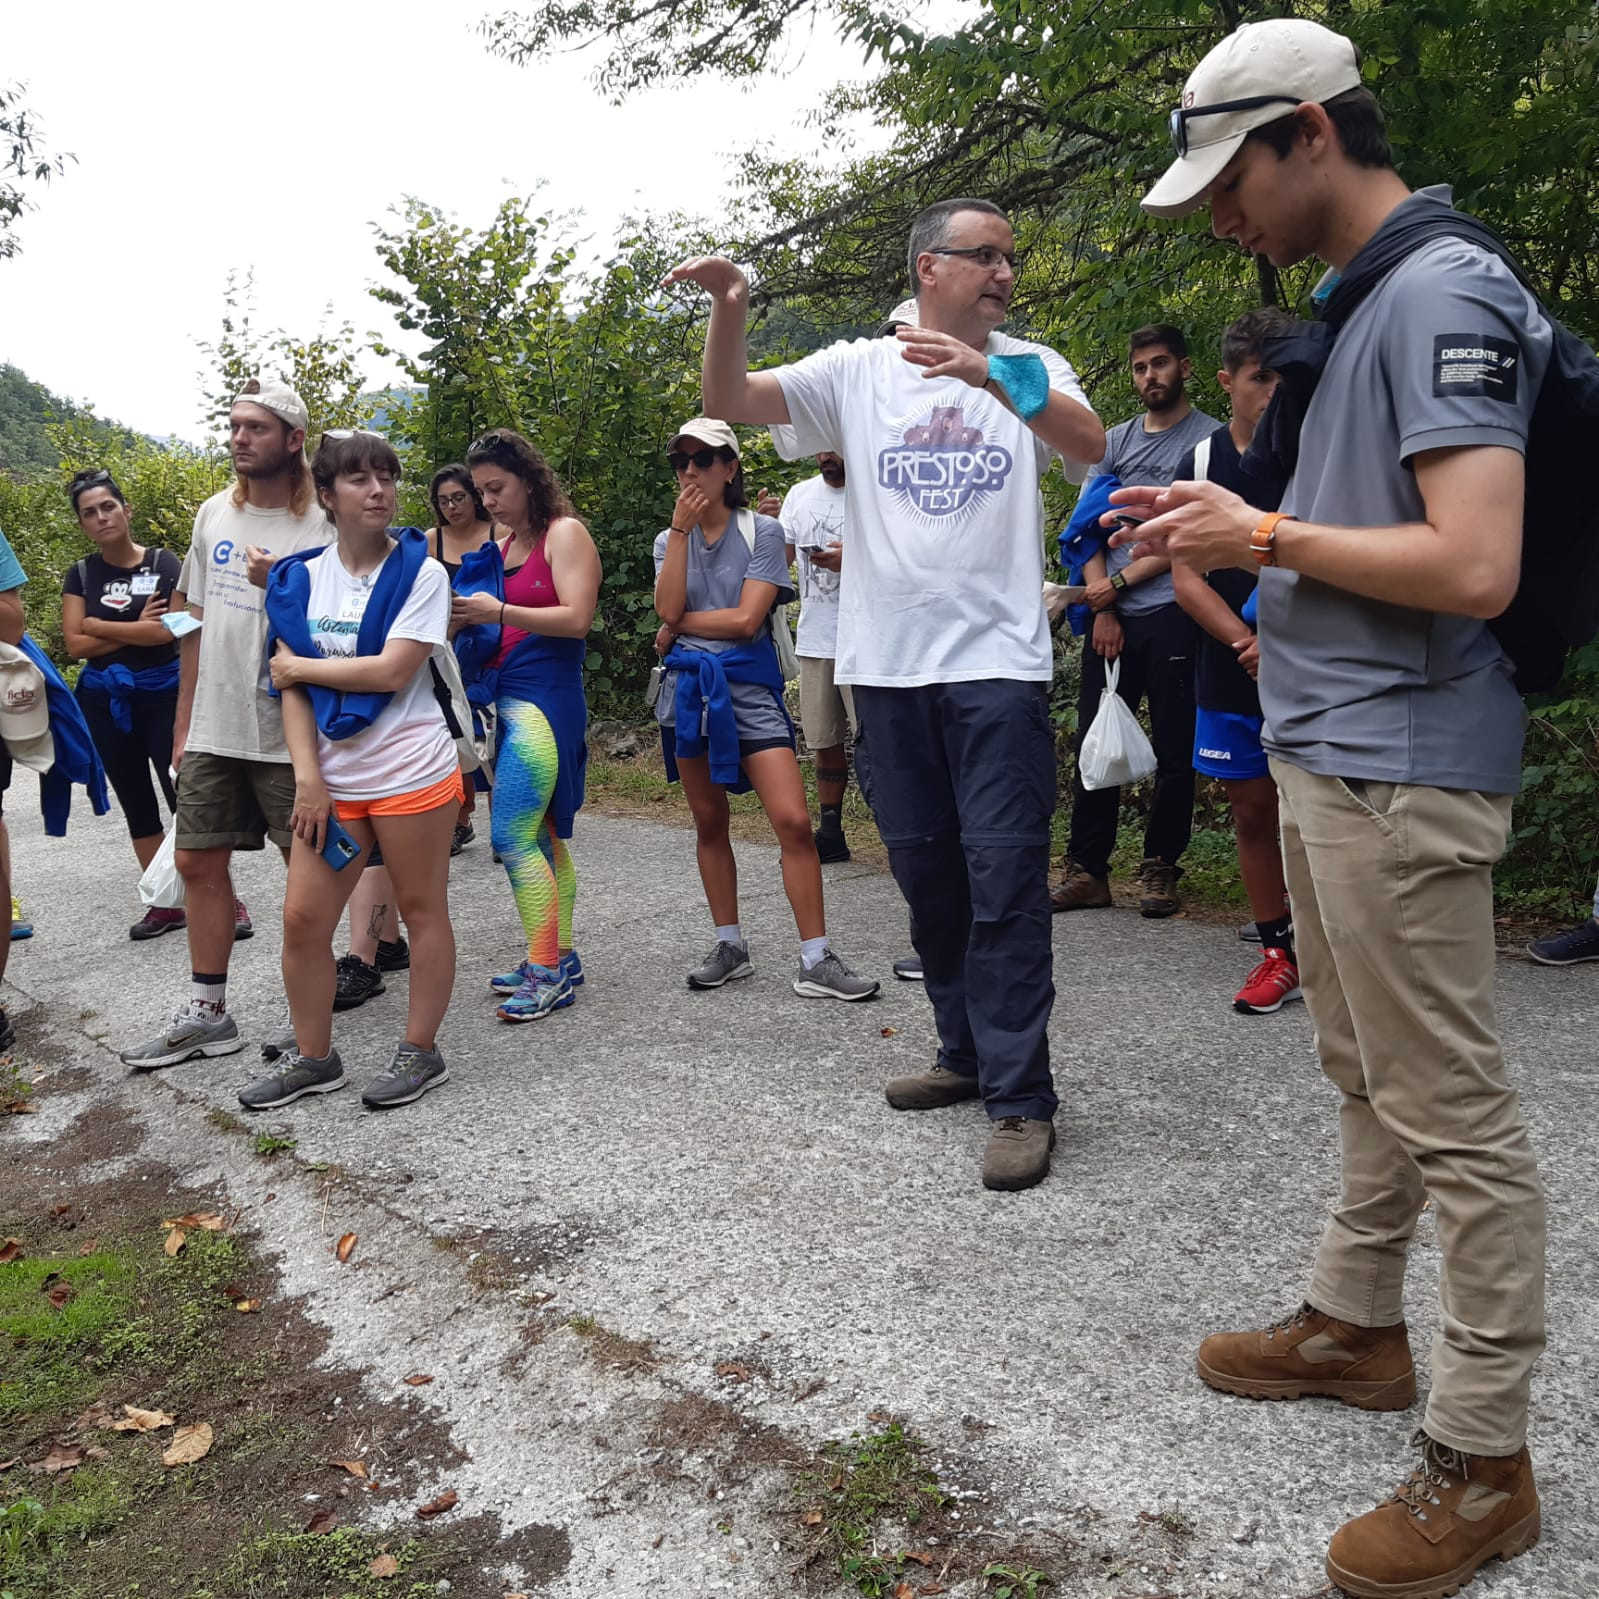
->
[661, 256, 750, 309]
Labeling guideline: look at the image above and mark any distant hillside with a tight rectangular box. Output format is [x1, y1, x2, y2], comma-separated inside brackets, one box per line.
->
[0, 363, 143, 479]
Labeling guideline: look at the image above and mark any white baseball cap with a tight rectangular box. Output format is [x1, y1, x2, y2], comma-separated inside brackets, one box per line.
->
[232, 376, 310, 434]
[0, 650, 54, 773]
[1142, 20, 1363, 219]
[668, 418, 740, 457]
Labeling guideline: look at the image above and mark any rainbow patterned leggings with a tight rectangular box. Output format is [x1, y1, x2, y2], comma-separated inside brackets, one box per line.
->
[492, 700, 576, 970]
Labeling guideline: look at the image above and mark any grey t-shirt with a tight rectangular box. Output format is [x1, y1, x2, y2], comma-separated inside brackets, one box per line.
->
[1259, 188, 1551, 794]
[652, 510, 795, 741]
[1087, 407, 1219, 614]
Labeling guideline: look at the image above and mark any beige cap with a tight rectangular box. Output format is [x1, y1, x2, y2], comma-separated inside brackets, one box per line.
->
[233, 376, 310, 434]
[669, 418, 739, 457]
[875, 298, 920, 337]
[0, 648, 54, 773]
[1142, 20, 1362, 219]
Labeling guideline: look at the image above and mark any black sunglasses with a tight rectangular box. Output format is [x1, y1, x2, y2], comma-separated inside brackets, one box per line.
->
[70, 469, 113, 490]
[1169, 95, 1300, 158]
[468, 430, 508, 458]
[667, 448, 726, 472]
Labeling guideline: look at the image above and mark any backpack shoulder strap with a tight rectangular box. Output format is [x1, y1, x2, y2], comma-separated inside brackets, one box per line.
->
[734, 506, 757, 552]
[1193, 434, 1212, 482]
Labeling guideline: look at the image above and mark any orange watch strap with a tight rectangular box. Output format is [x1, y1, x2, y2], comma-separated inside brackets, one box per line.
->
[1250, 511, 1289, 566]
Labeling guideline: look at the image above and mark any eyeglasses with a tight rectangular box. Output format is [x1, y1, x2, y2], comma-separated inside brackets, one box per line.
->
[468, 430, 508, 458]
[436, 491, 470, 509]
[1168, 95, 1300, 157]
[70, 469, 113, 490]
[667, 448, 726, 472]
[927, 245, 1018, 274]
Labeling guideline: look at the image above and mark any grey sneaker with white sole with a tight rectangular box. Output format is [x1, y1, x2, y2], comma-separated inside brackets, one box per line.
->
[238, 1048, 346, 1110]
[120, 1005, 244, 1071]
[362, 1042, 448, 1109]
[792, 950, 880, 1002]
[687, 940, 754, 990]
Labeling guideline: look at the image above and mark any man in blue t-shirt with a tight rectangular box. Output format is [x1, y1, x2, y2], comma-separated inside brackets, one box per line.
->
[0, 527, 28, 1050]
[1052, 324, 1217, 919]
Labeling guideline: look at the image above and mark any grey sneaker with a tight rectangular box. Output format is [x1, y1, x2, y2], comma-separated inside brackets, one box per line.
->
[792, 950, 881, 1002]
[687, 940, 753, 990]
[892, 953, 924, 981]
[362, 1042, 448, 1109]
[238, 1048, 346, 1110]
[120, 1005, 244, 1071]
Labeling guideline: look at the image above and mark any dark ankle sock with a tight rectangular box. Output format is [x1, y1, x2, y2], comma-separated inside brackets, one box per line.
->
[1257, 914, 1293, 955]
[819, 804, 843, 832]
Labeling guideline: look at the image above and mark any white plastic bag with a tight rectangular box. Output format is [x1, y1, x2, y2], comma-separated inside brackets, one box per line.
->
[1078, 658, 1157, 791]
[138, 825, 185, 909]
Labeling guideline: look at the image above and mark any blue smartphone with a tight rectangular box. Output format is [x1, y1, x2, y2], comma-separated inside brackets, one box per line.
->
[320, 816, 363, 872]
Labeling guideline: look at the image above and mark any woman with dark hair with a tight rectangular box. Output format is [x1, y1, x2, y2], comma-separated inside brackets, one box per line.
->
[653, 419, 878, 1001]
[461, 427, 601, 1022]
[238, 429, 459, 1112]
[60, 468, 185, 939]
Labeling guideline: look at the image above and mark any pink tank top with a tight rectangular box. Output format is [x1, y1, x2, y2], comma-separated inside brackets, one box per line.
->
[494, 534, 559, 668]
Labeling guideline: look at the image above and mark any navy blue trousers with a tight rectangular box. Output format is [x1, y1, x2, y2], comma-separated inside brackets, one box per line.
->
[853, 680, 1057, 1122]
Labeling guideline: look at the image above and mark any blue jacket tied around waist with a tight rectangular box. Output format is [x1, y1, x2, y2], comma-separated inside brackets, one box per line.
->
[263, 527, 430, 740]
[660, 635, 789, 793]
[497, 631, 589, 839]
[78, 659, 181, 734]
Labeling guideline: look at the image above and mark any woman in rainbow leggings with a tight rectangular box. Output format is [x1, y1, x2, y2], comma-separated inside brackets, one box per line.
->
[458, 429, 601, 1022]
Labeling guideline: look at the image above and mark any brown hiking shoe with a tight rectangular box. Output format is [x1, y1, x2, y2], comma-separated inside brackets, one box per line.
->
[885, 1063, 981, 1111]
[1326, 1431, 1539, 1599]
[1050, 859, 1111, 912]
[1137, 857, 1181, 918]
[981, 1117, 1055, 1191]
[1197, 1302, 1417, 1410]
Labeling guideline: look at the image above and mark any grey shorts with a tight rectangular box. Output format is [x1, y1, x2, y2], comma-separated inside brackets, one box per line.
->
[798, 655, 857, 752]
[174, 751, 295, 851]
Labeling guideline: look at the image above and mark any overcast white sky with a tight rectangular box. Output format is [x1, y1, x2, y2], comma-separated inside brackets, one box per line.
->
[2, 0, 887, 442]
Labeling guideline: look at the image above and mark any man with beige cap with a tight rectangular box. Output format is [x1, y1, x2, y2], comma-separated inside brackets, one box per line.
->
[1123, 18, 1549, 1597]
[121, 379, 332, 1071]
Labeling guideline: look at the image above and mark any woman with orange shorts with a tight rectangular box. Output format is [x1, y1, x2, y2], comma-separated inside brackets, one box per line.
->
[239, 429, 461, 1112]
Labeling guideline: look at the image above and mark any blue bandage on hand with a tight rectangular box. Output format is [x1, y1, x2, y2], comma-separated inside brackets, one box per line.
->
[986, 353, 1050, 420]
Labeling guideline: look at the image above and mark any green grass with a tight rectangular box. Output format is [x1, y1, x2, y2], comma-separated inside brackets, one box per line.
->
[0, 1252, 139, 1419]
[214, 1529, 439, 1599]
[250, 1132, 297, 1159]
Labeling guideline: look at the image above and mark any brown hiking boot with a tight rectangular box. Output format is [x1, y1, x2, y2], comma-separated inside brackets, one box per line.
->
[1326, 1431, 1540, 1599]
[981, 1117, 1055, 1191]
[1197, 1302, 1417, 1410]
[885, 1063, 981, 1111]
[1050, 859, 1110, 913]
[1137, 857, 1181, 918]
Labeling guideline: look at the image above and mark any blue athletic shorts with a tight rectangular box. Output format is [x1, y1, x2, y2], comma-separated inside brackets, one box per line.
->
[1194, 707, 1269, 781]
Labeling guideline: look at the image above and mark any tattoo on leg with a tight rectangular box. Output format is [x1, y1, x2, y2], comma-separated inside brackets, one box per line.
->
[366, 903, 388, 941]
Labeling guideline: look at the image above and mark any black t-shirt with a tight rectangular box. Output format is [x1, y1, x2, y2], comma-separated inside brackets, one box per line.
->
[62, 547, 183, 673]
[1174, 427, 1283, 717]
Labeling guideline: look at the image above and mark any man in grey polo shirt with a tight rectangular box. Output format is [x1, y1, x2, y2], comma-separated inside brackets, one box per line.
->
[1122, 18, 1550, 1599]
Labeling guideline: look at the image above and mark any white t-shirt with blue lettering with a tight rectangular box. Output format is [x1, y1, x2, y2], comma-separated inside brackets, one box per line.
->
[774, 333, 1093, 686]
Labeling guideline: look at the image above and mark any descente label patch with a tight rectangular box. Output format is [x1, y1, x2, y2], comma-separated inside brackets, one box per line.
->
[1433, 335, 1519, 402]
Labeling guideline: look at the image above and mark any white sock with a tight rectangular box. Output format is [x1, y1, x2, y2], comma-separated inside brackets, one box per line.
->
[190, 977, 227, 1016]
[714, 923, 744, 948]
[799, 936, 830, 970]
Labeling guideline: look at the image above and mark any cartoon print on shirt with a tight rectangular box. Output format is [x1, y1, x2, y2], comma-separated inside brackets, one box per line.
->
[877, 401, 1014, 521]
[99, 579, 134, 614]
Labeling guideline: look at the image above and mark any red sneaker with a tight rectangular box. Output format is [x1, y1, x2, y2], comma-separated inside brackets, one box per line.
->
[1233, 948, 1302, 1014]
[234, 897, 254, 941]
[129, 905, 188, 942]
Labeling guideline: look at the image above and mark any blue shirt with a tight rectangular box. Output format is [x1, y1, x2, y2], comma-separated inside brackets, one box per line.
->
[0, 529, 27, 592]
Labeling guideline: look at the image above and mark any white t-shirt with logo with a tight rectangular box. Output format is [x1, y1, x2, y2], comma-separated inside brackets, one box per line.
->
[774, 332, 1093, 686]
[178, 492, 332, 761]
[779, 474, 849, 658]
[301, 547, 454, 801]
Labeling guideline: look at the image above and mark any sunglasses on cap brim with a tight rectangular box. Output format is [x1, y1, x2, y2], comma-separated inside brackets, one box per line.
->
[1168, 94, 1301, 158]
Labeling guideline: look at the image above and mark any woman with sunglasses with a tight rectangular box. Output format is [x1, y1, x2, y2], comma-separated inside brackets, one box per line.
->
[237, 429, 460, 1112]
[462, 428, 601, 1022]
[653, 419, 878, 1001]
[60, 468, 185, 939]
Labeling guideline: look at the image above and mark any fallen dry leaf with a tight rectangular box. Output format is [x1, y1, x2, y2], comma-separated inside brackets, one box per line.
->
[164, 1212, 226, 1232]
[336, 1232, 357, 1263]
[801, 1509, 823, 1527]
[1, 1098, 33, 1115]
[369, 1553, 400, 1578]
[161, 1422, 214, 1467]
[401, 1373, 434, 1387]
[42, 1275, 75, 1310]
[866, 1409, 891, 1422]
[77, 1238, 99, 1256]
[234, 1299, 263, 1313]
[880, 1026, 898, 1037]
[306, 1508, 338, 1535]
[77, 1403, 113, 1431]
[110, 1406, 175, 1433]
[164, 1227, 187, 1257]
[414, 1489, 458, 1519]
[0, 1457, 18, 1471]
[28, 1443, 85, 1474]
[714, 1361, 752, 1382]
[0, 1238, 22, 1263]
[919, 1587, 948, 1596]
[893, 1584, 915, 1599]
[331, 1459, 367, 1479]
[903, 1552, 934, 1567]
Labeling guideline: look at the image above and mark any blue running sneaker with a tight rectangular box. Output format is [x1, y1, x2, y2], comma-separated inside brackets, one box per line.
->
[489, 960, 533, 996]
[496, 965, 573, 1023]
[560, 949, 584, 987]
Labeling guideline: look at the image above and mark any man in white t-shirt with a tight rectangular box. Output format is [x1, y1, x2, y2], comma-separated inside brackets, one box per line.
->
[665, 199, 1104, 1190]
[121, 378, 332, 1071]
[779, 453, 854, 861]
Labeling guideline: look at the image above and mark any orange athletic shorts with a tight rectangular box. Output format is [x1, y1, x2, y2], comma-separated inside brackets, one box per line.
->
[335, 770, 465, 822]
